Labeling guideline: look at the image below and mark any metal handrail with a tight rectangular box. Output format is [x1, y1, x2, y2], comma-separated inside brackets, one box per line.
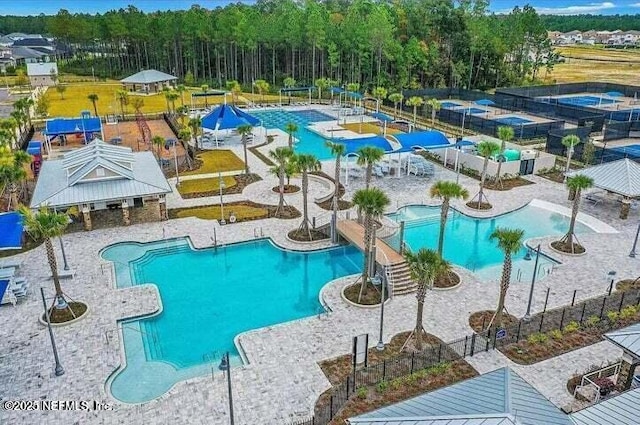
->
[575, 362, 622, 402]
[377, 249, 396, 298]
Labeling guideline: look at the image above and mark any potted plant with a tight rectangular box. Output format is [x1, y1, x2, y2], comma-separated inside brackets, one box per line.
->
[593, 377, 615, 396]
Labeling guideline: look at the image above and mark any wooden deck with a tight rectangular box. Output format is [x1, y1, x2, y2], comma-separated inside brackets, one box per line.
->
[336, 220, 405, 266]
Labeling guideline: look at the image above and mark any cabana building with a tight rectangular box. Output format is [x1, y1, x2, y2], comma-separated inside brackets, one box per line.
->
[120, 69, 177, 94]
[30, 140, 171, 230]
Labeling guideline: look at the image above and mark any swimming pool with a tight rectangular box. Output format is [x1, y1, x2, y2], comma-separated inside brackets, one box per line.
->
[102, 238, 361, 403]
[385, 204, 593, 282]
[556, 95, 620, 107]
[495, 116, 534, 126]
[251, 109, 339, 159]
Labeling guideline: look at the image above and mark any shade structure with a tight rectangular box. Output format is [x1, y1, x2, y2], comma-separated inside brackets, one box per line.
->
[330, 87, 345, 94]
[394, 131, 451, 153]
[605, 91, 624, 97]
[340, 136, 394, 156]
[0, 212, 23, 251]
[474, 98, 495, 106]
[566, 158, 640, 198]
[201, 104, 260, 131]
[370, 112, 393, 122]
[44, 117, 102, 139]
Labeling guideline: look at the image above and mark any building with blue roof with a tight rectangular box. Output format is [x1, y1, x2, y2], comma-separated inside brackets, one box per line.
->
[348, 368, 573, 425]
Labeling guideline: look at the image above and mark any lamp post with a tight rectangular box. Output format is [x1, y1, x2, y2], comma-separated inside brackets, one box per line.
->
[375, 273, 386, 351]
[607, 270, 617, 295]
[219, 172, 226, 225]
[523, 244, 541, 321]
[59, 236, 69, 271]
[629, 222, 640, 258]
[40, 288, 64, 376]
[218, 352, 235, 425]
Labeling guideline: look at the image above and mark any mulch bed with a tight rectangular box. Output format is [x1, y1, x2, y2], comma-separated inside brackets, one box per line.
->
[566, 362, 619, 402]
[45, 302, 88, 324]
[551, 240, 586, 254]
[287, 228, 329, 241]
[312, 171, 353, 211]
[342, 281, 388, 306]
[248, 143, 275, 166]
[617, 278, 640, 292]
[434, 270, 460, 289]
[271, 184, 300, 194]
[179, 173, 261, 199]
[465, 201, 492, 210]
[538, 170, 565, 183]
[469, 310, 520, 333]
[484, 178, 534, 191]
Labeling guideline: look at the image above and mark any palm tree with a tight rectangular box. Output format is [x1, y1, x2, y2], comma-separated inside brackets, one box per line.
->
[201, 84, 209, 107]
[371, 87, 388, 112]
[131, 97, 144, 113]
[430, 181, 468, 255]
[356, 146, 385, 189]
[188, 115, 202, 149]
[562, 134, 581, 179]
[285, 122, 298, 148]
[426, 98, 441, 127]
[326, 141, 346, 242]
[490, 227, 525, 331]
[18, 206, 72, 309]
[269, 146, 294, 215]
[388, 92, 403, 119]
[315, 77, 329, 101]
[116, 89, 129, 119]
[87, 93, 99, 116]
[352, 187, 390, 302]
[236, 124, 253, 175]
[176, 84, 186, 106]
[284, 160, 297, 186]
[254, 79, 270, 102]
[406, 96, 424, 127]
[404, 248, 451, 350]
[293, 154, 321, 240]
[0, 117, 18, 149]
[494, 126, 514, 183]
[165, 91, 179, 113]
[472, 140, 500, 209]
[151, 135, 165, 161]
[556, 175, 593, 253]
[0, 150, 30, 209]
[55, 85, 66, 99]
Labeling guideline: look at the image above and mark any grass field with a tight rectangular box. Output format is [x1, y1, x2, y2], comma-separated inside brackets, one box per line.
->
[177, 176, 237, 196]
[548, 46, 640, 85]
[182, 150, 245, 176]
[173, 204, 267, 221]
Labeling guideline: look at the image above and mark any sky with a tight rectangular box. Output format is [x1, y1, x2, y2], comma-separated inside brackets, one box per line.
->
[3, 0, 640, 16]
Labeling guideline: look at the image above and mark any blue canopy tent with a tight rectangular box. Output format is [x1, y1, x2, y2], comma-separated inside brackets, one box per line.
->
[474, 99, 495, 106]
[0, 212, 23, 251]
[201, 104, 261, 147]
[395, 131, 451, 153]
[43, 116, 103, 153]
[279, 87, 314, 106]
[27, 140, 42, 156]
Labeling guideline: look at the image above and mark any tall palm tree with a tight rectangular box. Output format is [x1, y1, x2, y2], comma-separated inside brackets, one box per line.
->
[269, 146, 294, 215]
[315, 77, 329, 100]
[116, 89, 129, 119]
[490, 227, 525, 331]
[371, 87, 388, 112]
[561, 134, 581, 179]
[430, 180, 469, 255]
[151, 135, 165, 161]
[87, 93, 99, 116]
[388, 92, 403, 119]
[18, 206, 72, 309]
[294, 154, 321, 240]
[285, 122, 298, 148]
[404, 248, 451, 350]
[188, 115, 202, 149]
[356, 146, 385, 189]
[352, 187, 390, 302]
[176, 84, 186, 106]
[0, 150, 30, 209]
[494, 126, 514, 183]
[165, 91, 179, 113]
[254, 79, 270, 102]
[201, 84, 210, 107]
[236, 124, 253, 175]
[473, 140, 500, 208]
[131, 97, 144, 113]
[326, 141, 346, 242]
[557, 175, 593, 253]
[426, 98, 441, 127]
[406, 96, 424, 127]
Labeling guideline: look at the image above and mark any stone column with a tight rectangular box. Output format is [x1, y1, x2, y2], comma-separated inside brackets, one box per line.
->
[82, 206, 92, 231]
[620, 199, 631, 220]
[159, 196, 168, 221]
[616, 353, 639, 392]
[122, 201, 130, 226]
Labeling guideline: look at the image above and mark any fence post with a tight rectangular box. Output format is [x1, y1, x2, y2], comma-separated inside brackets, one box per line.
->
[619, 292, 626, 311]
[579, 303, 587, 324]
[346, 375, 350, 396]
[600, 297, 607, 319]
[543, 288, 550, 312]
[470, 333, 476, 356]
[485, 329, 491, 351]
[481, 316, 486, 331]
[463, 335, 469, 357]
[330, 395, 334, 419]
[539, 313, 545, 332]
[516, 321, 522, 342]
[382, 360, 386, 381]
[559, 308, 566, 329]
[437, 344, 442, 363]
[571, 290, 577, 306]
[410, 352, 415, 374]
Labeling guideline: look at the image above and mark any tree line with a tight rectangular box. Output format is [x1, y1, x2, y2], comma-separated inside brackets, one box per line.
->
[541, 14, 640, 32]
[1, 0, 555, 91]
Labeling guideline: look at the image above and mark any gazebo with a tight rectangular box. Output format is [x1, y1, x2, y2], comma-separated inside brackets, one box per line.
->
[566, 158, 640, 219]
[120, 69, 177, 94]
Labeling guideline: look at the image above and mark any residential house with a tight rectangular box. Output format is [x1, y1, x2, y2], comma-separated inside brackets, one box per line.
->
[26, 62, 58, 87]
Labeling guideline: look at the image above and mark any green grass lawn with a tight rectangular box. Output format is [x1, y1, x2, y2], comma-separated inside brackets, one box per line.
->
[177, 175, 237, 196]
[172, 204, 267, 221]
[182, 150, 245, 175]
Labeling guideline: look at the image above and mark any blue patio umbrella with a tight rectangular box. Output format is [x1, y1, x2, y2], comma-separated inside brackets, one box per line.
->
[0, 212, 23, 251]
[201, 104, 260, 131]
[474, 99, 495, 106]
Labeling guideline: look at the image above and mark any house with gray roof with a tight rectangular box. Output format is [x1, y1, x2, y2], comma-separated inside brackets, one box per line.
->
[26, 62, 58, 87]
[31, 140, 171, 230]
[570, 388, 640, 425]
[603, 323, 640, 391]
[348, 368, 573, 425]
[120, 69, 177, 94]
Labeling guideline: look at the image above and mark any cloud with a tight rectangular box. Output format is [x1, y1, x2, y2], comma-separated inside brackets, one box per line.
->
[531, 2, 617, 15]
[631, 2, 640, 6]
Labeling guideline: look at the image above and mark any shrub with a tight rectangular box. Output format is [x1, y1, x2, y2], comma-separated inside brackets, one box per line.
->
[376, 380, 389, 393]
[607, 311, 620, 323]
[563, 321, 580, 334]
[390, 378, 403, 390]
[527, 333, 548, 344]
[620, 305, 638, 320]
[427, 362, 451, 375]
[585, 315, 601, 328]
[549, 329, 563, 340]
[356, 387, 367, 399]
[593, 377, 615, 394]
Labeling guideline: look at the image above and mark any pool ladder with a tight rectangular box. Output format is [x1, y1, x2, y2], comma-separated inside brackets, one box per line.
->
[254, 227, 264, 238]
[515, 263, 555, 282]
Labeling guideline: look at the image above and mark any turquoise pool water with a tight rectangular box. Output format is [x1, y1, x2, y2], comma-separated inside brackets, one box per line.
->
[102, 238, 361, 403]
[251, 109, 339, 159]
[386, 204, 593, 282]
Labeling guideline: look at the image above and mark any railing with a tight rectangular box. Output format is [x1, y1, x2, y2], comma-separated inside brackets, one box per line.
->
[377, 249, 395, 298]
[575, 362, 622, 402]
[376, 215, 400, 239]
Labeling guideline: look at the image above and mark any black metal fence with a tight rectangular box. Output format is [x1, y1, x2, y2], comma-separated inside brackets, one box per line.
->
[289, 286, 640, 425]
[546, 126, 593, 158]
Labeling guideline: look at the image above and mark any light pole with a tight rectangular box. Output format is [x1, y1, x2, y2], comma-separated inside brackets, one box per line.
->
[218, 352, 235, 425]
[219, 172, 226, 225]
[59, 236, 69, 271]
[630, 222, 640, 258]
[523, 244, 541, 321]
[40, 288, 64, 376]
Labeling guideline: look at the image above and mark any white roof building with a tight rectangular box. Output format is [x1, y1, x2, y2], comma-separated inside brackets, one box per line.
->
[26, 62, 57, 77]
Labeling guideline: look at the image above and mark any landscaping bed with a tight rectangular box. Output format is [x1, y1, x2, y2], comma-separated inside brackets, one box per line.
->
[271, 184, 300, 194]
[434, 270, 460, 289]
[249, 143, 275, 166]
[483, 178, 534, 191]
[45, 302, 88, 324]
[617, 278, 640, 292]
[181, 149, 245, 175]
[469, 310, 519, 332]
[342, 281, 387, 306]
[169, 200, 300, 222]
[537, 169, 565, 183]
[550, 240, 586, 255]
[312, 171, 353, 211]
[287, 228, 329, 242]
[465, 201, 492, 210]
[177, 173, 261, 198]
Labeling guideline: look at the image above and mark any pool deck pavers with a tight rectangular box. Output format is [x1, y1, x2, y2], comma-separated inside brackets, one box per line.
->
[1, 109, 640, 424]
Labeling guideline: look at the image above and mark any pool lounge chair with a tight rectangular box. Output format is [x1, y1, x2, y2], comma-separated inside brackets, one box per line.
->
[0, 258, 23, 269]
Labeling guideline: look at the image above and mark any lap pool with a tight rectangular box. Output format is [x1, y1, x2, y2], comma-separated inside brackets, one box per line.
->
[102, 238, 361, 403]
